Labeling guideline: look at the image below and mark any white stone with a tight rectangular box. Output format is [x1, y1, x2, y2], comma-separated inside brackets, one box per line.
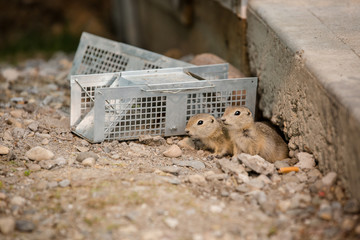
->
[2, 68, 19, 82]
[163, 145, 182, 158]
[322, 172, 337, 187]
[0, 145, 9, 155]
[188, 174, 207, 185]
[238, 153, 275, 175]
[0, 217, 15, 234]
[295, 152, 316, 169]
[82, 157, 95, 166]
[164, 217, 179, 229]
[10, 196, 26, 206]
[25, 146, 54, 161]
[177, 137, 195, 150]
[41, 138, 49, 145]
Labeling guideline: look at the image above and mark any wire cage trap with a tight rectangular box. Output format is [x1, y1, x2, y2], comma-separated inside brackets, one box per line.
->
[69, 32, 192, 78]
[70, 65, 257, 142]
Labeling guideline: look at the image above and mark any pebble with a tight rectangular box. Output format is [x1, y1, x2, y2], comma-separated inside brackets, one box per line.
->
[10, 110, 23, 118]
[172, 159, 205, 170]
[41, 138, 49, 145]
[25, 146, 54, 161]
[290, 193, 312, 209]
[341, 217, 356, 232]
[236, 184, 250, 193]
[35, 133, 51, 138]
[0, 193, 6, 200]
[10, 196, 26, 206]
[75, 146, 89, 152]
[321, 172, 337, 187]
[111, 154, 120, 160]
[318, 202, 332, 220]
[0, 217, 15, 234]
[161, 176, 181, 185]
[188, 174, 207, 185]
[82, 157, 95, 167]
[48, 181, 58, 188]
[160, 166, 181, 175]
[28, 121, 39, 131]
[3, 130, 13, 141]
[295, 152, 316, 169]
[15, 219, 35, 232]
[210, 204, 224, 213]
[2, 68, 20, 82]
[59, 179, 71, 187]
[343, 199, 360, 214]
[166, 138, 173, 145]
[163, 145, 182, 158]
[164, 217, 179, 229]
[216, 158, 249, 183]
[0, 145, 10, 155]
[7, 118, 22, 128]
[247, 178, 265, 190]
[39, 160, 57, 170]
[54, 157, 67, 166]
[238, 153, 275, 175]
[177, 137, 195, 149]
[205, 174, 228, 181]
[295, 171, 308, 182]
[139, 135, 166, 146]
[76, 151, 99, 162]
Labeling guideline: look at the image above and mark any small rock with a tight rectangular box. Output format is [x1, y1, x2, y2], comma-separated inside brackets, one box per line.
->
[39, 160, 57, 170]
[166, 138, 173, 145]
[296, 171, 308, 182]
[318, 202, 332, 221]
[2, 68, 20, 82]
[271, 174, 282, 183]
[7, 118, 22, 128]
[10, 196, 26, 206]
[161, 166, 181, 175]
[75, 146, 89, 152]
[76, 151, 99, 162]
[0, 217, 15, 234]
[25, 146, 54, 161]
[54, 157, 67, 166]
[205, 174, 228, 181]
[28, 121, 39, 132]
[3, 130, 13, 141]
[290, 193, 312, 209]
[210, 204, 224, 213]
[177, 137, 195, 149]
[15, 219, 35, 232]
[41, 138, 49, 145]
[278, 200, 291, 212]
[295, 152, 316, 169]
[164, 217, 178, 229]
[139, 135, 166, 146]
[343, 199, 360, 214]
[163, 145, 182, 158]
[247, 178, 265, 190]
[172, 159, 205, 170]
[188, 174, 207, 185]
[10, 110, 23, 118]
[59, 179, 70, 188]
[235, 184, 250, 193]
[48, 181, 58, 188]
[341, 217, 356, 232]
[0, 145, 10, 155]
[111, 154, 120, 160]
[0, 193, 6, 200]
[82, 157, 95, 167]
[321, 172, 337, 187]
[35, 133, 51, 139]
[216, 158, 249, 183]
[238, 153, 275, 175]
[229, 192, 244, 201]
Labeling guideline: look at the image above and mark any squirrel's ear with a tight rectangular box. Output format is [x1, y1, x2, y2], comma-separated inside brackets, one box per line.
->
[247, 111, 252, 116]
[211, 118, 214, 123]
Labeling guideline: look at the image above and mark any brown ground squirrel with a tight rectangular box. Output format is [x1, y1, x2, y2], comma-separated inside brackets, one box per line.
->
[185, 113, 233, 157]
[221, 106, 288, 163]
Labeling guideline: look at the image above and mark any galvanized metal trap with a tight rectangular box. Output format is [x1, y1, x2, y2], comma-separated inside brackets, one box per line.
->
[70, 65, 257, 142]
[69, 32, 192, 78]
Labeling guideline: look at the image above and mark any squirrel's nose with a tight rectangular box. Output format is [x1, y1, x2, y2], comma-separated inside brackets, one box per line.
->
[185, 129, 190, 134]
[221, 118, 226, 122]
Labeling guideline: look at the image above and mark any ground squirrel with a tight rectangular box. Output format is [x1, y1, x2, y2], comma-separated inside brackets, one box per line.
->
[221, 106, 288, 162]
[185, 113, 233, 157]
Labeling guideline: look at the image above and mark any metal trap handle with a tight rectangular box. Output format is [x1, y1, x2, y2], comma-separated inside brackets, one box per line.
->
[141, 84, 215, 94]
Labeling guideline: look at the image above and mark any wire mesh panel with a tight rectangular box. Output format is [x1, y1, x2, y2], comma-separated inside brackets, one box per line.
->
[69, 32, 192, 78]
[92, 78, 257, 142]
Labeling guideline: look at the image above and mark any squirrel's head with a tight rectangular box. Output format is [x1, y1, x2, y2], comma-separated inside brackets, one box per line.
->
[220, 106, 253, 129]
[185, 113, 218, 139]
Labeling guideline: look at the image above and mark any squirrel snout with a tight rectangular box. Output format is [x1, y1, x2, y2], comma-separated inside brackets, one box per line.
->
[185, 129, 190, 134]
[221, 118, 226, 122]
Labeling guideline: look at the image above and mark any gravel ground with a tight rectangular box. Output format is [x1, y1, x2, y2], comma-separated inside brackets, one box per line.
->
[0, 53, 359, 240]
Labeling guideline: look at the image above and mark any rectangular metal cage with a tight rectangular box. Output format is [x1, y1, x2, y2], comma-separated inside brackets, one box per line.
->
[70, 65, 257, 142]
[69, 32, 192, 78]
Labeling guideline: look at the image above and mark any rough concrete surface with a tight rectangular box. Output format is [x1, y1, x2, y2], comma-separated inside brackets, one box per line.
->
[247, 0, 360, 200]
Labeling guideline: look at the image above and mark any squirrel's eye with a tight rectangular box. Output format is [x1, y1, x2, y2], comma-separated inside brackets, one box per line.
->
[197, 120, 204, 125]
[234, 111, 241, 116]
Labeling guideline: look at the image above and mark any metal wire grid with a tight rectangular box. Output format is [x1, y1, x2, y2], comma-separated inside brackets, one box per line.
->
[104, 96, 167, 140]
[80, 46, 130, 74]
[69, 32, 191, 78]
[186, 89, 247, 120]
[80, 85, 107, 116]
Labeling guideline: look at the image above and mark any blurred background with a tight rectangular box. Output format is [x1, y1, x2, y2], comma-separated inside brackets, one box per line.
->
[0, 0, 249, 75]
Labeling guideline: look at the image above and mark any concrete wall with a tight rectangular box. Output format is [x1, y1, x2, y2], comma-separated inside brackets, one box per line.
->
[247, 3, 360, 199]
